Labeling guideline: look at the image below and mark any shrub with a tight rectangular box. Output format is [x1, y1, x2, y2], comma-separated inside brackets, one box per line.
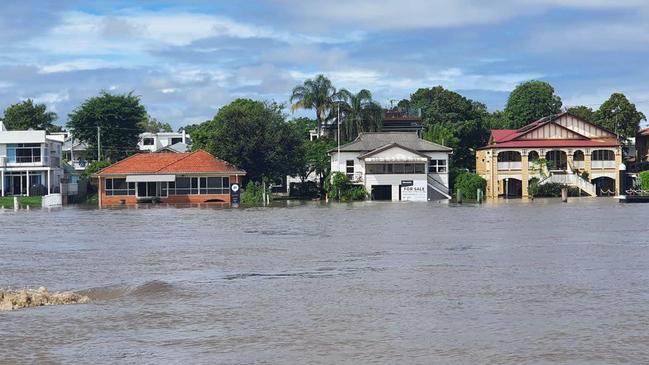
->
[324, 172, 367, 201]
[454, 172, 486, 200]
[639, 171, 649, 190]
[82, 161, 112, 177]
[241, 181, 264, 204]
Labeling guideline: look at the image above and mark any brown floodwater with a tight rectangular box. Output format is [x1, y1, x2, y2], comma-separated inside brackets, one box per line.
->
[1, 198, 649, 364]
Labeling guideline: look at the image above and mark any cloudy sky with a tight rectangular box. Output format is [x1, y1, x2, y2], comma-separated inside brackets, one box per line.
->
[2, 0, 649, 129]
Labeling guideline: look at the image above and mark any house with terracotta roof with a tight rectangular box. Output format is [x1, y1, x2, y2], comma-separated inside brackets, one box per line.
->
[94, 150, 245, 207]
[476, 112, 623, 199]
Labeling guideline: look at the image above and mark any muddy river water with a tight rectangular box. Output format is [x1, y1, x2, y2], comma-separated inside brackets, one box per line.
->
[1, 198, 649, 364]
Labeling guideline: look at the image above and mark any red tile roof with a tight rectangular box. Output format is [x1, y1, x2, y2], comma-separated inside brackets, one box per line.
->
[96, 150, 245, 175]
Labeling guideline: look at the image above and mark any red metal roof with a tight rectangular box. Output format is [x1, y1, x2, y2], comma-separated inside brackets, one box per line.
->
[96, 150, 245, 175]
[482, 112, 620, 150]
[639, 127, 649, 136]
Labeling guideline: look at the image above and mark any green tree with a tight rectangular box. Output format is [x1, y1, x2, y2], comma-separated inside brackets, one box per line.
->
[1, 99, 60, 132]
[337, 88, 383, 141]
[594, 93, 646, 140]
[566, 105, 595, 122]
[304, 138, 336, 187]
[290, 74, 341, 135]
[288, 117, 317, 140]
[191, 99, 303, 182]
[140, 114, 172, 133]
[504, 80, 562, 129]
[67, 91, 147, 161]
[405, 86, 489, 169]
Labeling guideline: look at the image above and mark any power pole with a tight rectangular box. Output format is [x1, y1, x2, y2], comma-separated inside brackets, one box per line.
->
[97, 126, 101, 161]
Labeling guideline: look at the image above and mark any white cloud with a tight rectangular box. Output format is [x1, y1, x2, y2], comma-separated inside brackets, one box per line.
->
[529, 21, 649, 52]
[278, 0, 649, 30]
[38, 58, 117, 73]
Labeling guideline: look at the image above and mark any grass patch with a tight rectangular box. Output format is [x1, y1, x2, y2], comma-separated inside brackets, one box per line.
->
[0, 196, 42, 208]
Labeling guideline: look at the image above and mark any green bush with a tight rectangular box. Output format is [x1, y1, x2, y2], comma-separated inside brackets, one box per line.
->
[532, 182, 581, 197]
[454, 172, 486, 200]
[82, 160, 112, 177]
[241, 181, 264, 204]
[639, 171, 649, 190]
[324, 172, 367, 201]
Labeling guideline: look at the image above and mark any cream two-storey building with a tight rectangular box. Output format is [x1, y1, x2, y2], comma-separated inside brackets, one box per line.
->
[476, 112, 622, 198]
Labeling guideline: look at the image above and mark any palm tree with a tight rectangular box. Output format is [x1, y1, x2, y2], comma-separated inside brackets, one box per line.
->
[337, 89, 383, 141]
[290, 75, 339, 135]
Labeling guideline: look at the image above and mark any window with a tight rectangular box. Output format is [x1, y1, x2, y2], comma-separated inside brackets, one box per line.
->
[429, 160, 447, 173]
[167, 176, 230, 195]
[592, 150, 614, 161]
[366, 163, 426, 174]
[171, 137, 183, 145]
[7, 143, 41, 163]
[573, 150, 584, 161]
[346, 160, 354, 178]
[143, 138, 154, 146]
[497, 151, 521, 162]
[105, 178, 135, 196]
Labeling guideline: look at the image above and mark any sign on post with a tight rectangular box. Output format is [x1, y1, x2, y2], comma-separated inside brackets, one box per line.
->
[230, 183, 240, 207]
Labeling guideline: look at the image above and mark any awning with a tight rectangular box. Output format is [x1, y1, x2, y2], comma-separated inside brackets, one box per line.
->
[126, 174, 176, 182]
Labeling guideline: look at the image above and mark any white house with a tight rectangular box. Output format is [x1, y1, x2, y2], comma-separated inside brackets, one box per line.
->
[138, 131, 190, 152]
[330, 132, 452, 201]
[0, 122, 65, 196]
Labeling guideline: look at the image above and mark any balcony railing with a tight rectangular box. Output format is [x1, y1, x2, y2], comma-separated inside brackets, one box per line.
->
[347, 172, 363, 183]
[573, 161, 585, 169]
[497, 161, 522, 170]
[591, 161, 616, 169]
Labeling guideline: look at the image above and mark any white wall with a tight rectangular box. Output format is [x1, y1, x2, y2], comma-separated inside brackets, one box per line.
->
[365, 173, 427, 201]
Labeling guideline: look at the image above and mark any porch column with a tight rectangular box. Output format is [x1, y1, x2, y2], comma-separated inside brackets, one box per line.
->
[47, 169, 51, 195]
[566, 149, 574, 170]
[26, 170, 30, 196]
[521, 152, 529, 198]
[98, 176, 102, 208]
[615, 147, 622, 195]
[491, 150, 499, 198]
[1, 170, 4, 196]
[584, 149, 592, 179]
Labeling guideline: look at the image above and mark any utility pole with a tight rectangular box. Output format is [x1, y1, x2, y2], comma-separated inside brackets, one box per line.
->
[337, 103, 341, 170]
[97, 126, 101, 161]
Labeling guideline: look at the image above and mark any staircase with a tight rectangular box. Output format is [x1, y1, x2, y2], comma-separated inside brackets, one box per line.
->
[538, 170, 596, 196]
[427, 174, 452, 199]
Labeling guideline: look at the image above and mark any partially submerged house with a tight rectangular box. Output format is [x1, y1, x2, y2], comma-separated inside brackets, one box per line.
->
[476, 112, 623, 198]
[330, 132, 452, 201]
[94, 150, 245, 207]
[0, 122, 65, 196]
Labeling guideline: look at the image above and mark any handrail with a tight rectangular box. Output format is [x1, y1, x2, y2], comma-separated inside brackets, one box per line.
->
[427, 174, 451, 199]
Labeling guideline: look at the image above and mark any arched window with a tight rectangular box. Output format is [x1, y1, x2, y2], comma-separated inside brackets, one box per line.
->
[545, 150, 567, 170]
[573, 150, 584, 161]
[591, 150, 614, 161]
[528, 151, 539, 161]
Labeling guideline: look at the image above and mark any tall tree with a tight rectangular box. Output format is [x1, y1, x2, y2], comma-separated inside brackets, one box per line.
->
[290, 75, 341, 135]
[405, 86, 489, 169]
[566, 105, 595, 122]
[288, 117, 317, 140]
[504, 80, 562, 129]
[191, 99, 303, 182]
[140, 114, 172, 133]
[1, 99, 60, 132]
[594, 93, 646, 140]
[67, 91, 147, 161]
[337, 88, 383, 141]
